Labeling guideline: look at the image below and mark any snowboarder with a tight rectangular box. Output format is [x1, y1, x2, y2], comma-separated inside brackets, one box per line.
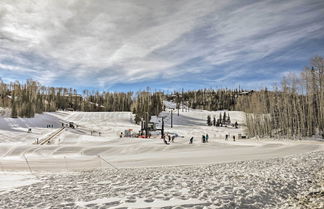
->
[202, 135, 206, 143]
[206, 134, 209, 143]
[189, 137, 193, 144]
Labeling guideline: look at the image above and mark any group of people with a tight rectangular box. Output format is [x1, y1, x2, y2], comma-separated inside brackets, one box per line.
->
[225, 134, 236, 141]
[163, 134, 176, 145]
[202, 134, 209, 143]
[188, 134, 209, 144]
[91, 130, 102, 136]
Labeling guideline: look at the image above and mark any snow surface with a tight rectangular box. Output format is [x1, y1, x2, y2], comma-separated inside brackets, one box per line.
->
[0, 172, 39, 194]
[0, 109, 322, 171]
[0, 152, 323, 208]
[0, 105, 323, 208]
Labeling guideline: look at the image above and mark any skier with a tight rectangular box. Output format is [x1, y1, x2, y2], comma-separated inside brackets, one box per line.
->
[235, 121, 238, 129]
[202, 135, 206, 143]
[233, 135, 236, 141]
[205, 134, 209, 143]
[120, 132, 123, 138]
[168, 134, 171, 142]
[189, 137, 193, 144]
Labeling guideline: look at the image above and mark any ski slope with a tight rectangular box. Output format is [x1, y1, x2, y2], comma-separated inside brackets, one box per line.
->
[0, 107, 323, 208]
[0, 107, 322, 171]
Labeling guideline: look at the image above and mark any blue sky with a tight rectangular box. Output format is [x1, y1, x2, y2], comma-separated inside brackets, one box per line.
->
[0, 0, 324, 92]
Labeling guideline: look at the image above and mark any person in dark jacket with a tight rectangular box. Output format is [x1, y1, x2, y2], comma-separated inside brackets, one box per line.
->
[189, 137, 193, 144]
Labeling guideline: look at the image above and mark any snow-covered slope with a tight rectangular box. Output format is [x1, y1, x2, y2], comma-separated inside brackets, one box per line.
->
[0, 107, 323, 171]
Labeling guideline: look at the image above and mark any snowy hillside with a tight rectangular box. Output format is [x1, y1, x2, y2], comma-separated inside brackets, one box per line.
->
[0, 108, 323, 208]
[0, 108, 322, 170]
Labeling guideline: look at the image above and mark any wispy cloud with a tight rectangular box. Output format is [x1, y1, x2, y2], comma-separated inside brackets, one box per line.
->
[0, 0, 323, 90]
[0, 63, 37, 73]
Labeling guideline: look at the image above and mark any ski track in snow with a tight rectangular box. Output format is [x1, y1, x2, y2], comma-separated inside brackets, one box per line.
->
[0, 151, 323, 209]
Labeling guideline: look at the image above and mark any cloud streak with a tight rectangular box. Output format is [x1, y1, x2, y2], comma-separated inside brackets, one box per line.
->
[0, 0, 324, 90]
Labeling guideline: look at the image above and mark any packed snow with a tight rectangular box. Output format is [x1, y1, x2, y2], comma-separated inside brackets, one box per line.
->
[0, 172, 40, 194]
[0, 152, 323, 208]
[0, 105, 323, 208]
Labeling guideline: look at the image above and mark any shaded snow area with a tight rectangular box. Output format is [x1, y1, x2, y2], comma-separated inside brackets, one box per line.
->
[0, 151, 323, 209]
[283, 167, 324, 209]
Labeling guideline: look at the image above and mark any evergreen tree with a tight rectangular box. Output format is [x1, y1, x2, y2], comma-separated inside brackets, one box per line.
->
[222, 112, 227, 124]
[207, 115, 212, 126]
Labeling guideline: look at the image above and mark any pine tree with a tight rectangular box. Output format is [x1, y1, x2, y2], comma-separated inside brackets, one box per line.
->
[222, 112, 227, 124]
[207, 115, 212, 126]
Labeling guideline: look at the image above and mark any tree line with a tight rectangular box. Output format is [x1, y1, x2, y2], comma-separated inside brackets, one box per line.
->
[1, 56, 323, 138]
[166, 56, 324, 139]
[165, 88, 243, 112]
[0, 80, 163, 122]
[235, 56, 324, 138]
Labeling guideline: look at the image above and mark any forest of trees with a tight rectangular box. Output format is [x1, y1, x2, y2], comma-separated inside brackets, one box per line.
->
[0, 80, 132, 117]
[165, 89, 242, 111]
[1, 56, 323, 139]
[235, 56, 324, 138]
[0, 80, 163, 123]
[166, 56, 324, 139]
[131, 91, 164, 124]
